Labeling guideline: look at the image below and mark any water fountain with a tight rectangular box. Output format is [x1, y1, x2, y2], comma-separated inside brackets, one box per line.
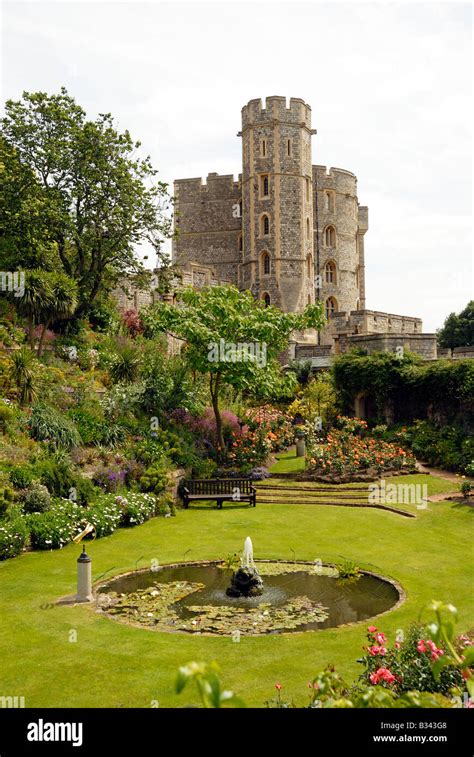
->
[225, 536, 264, 598]
[97, 537, 403, 635]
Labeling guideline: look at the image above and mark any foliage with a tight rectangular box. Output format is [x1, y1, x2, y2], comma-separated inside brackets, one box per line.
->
[69, 408, 126, 447]
[288, 373, 336, 429]
[116, 492, 162, 526]
[358, 604, 472, 699]
[0, 509, 29, 560]
[336, 559, 361, 581]
[333, 351, 474, 427]
[226, 427, 272, 469]
[22, 481, 51, 513]
[139, 460, 170, 495]
[9, 347, 37, 405]
[85, 495, 123, 537]
[122, 309, 143, 338]
[175, 661, 245, 708]
[460, 479, 472, 496]
[305, 429, 417, 481]
[1, 88, 173, 319]
[29, 404, 81, 449]
[142, 285, 325, 449]
[27, 498, 83, 549]
[437, 301, 474, 349]
[108, 345, 142, 384]
[394, 420, 474, 473]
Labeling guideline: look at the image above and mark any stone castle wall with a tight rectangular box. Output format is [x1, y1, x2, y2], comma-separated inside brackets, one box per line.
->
[172, 173, 242, 284]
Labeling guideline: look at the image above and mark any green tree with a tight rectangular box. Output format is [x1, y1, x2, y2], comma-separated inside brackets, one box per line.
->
[37, 272, 78, 356]
[1, 88, 173, 319]
[0, 136, 58, 269]
[143, 285, 325, 450]
[437, 301, 474, 349]
[10, 347, 37, 405]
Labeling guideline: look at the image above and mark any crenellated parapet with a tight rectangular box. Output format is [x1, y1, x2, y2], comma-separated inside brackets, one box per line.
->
[241, 96, 314, 132]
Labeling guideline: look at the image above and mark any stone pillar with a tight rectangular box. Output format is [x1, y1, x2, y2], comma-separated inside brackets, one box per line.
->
[76, 546, 93, 603]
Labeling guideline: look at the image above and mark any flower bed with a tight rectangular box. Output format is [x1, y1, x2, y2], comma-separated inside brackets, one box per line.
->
[302, 427, 417, 483]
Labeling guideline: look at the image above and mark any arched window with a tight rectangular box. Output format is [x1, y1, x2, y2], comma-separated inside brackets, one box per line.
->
[261, 214, 270, 236]
[325, 191, 335, 212]
[306, 254, 313, 277]
[262, 292, 271, 307]
[305, 177, 311, 202]
[324, 260, 336, 284]
[238, 234, 243, 252]
[307, 294, 311, 305]
[261, 175, 269, 197]
[261, 251, 270, 275]
[306, 217, 311, 239]
[325, 297, 338, 320]
[287, 139, 291, 156]
[238, 200, 242, 218]
[324, 225, 336, 247]
[261, 139, 267, 157]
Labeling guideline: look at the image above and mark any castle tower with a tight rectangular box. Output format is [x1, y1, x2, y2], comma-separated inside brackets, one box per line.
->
[239, 97, 316, 311]
[312, 165, 369, 344]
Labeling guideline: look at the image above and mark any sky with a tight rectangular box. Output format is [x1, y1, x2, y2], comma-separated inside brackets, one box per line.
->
[1, 0, 472, 332]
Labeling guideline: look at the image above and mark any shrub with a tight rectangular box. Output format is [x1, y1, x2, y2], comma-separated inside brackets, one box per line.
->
[27, 499, 83, 549]
[304, 429, 417, 482]
[359, 623, 465, 697]
[9, 464, 35, 490]
[248, 466, 270, 480]
[0, 485, 14, 517]
[22, 481, 51, 513]
[226, 427, 273, 469]
[36, 455, 76, 498]
[86, 495, 123, 537]
[116, 492, 158, 526]
[0, 511, 29, 560]
[109, 346, 141, 384]
[29, 404, 81, 449]
[139, 460, 170, 495]
[69, 409, 126, 447]
[0, 399, 15, 431]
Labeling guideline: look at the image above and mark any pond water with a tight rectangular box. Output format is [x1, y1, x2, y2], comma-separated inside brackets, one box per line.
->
[98, 562, 400, 634]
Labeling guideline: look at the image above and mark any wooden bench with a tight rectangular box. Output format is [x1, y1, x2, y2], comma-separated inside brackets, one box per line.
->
[181, 478, 257, 509]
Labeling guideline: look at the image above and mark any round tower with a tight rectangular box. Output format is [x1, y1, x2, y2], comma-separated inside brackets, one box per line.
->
[312, 165, 368, 344]
[239, 96, 316, 312]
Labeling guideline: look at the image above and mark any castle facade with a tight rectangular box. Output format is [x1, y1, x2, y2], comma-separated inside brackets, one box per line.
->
[169, 96, 437, 361]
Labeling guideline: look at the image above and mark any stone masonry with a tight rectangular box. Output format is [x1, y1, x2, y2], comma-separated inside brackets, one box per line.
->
[168, 96, 437, 359]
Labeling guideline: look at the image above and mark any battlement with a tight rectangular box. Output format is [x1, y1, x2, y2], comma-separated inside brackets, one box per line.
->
[174, 172, 241, 202]
[241, 96, 313, 130]
[312, 164, 358, 195]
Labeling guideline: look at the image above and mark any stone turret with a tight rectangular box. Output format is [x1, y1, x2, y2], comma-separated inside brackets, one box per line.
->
[239, 96, 316, 312]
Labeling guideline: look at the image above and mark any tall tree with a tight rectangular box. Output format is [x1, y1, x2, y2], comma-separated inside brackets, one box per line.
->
[437, 301, 474, 349]
[1, 88, 173, 318]
[143, 285, 325, 450]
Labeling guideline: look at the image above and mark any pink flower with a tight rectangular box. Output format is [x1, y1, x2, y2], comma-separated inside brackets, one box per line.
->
[395, 642, 401, 650]
[370, 667, 396, 686]
[275, 683, 282, 691]
[375, 632, 387, 645]
[367, 645, 387, 656]
[417, 640, 427, 653]
[367, 625, 378, 633]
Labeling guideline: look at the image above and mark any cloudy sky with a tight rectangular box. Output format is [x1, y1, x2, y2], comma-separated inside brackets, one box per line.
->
[1, 1, 472, 331]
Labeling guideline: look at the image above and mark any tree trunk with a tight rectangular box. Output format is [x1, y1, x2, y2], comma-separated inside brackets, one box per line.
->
[28, 316, 35, 349]
[37, 320, 51, 357]
[210, 372, 224, 452]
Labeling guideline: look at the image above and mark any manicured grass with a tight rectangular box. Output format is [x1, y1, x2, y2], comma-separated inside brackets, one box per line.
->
[0, 472, 471, 708]
[270, 448, 306, 473]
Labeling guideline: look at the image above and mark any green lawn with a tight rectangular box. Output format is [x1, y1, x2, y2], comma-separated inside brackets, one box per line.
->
[0, 474, 471, 708]
[270, 448, 306, 473]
